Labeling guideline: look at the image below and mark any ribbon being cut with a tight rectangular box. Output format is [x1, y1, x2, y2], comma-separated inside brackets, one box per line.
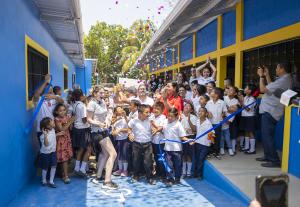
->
[24, 76, 53, 135]
[158, 100, 258, 174]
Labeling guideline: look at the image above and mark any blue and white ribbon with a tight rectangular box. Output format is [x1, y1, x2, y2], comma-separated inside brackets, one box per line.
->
[158, 100, 258, 174]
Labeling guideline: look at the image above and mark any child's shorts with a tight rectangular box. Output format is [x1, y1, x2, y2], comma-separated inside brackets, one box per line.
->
[183, 135, 195, 158]
[39, 152, 57, 170]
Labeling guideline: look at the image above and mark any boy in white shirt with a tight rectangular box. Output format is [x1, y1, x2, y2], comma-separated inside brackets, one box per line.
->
[128, 104, 155, 185]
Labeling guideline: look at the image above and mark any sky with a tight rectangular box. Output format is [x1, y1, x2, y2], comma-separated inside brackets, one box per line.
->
[80, 0, 179, 33]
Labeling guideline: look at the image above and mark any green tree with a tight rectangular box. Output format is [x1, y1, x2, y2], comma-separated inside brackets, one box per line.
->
[84, 22, 128, 83]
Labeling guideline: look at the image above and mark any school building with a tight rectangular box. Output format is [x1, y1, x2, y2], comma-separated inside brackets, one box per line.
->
[0, 0, 94, 206]
[137, 0, 300, 205]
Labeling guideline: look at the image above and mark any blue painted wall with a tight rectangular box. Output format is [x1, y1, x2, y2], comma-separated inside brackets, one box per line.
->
[288, 107, 300, 178]
[0, 0, 78, 206]
[166, 49, 173, 67]
[222, 10, 236, 48]
[244, 0, 300, 40]
[180, 36, 193, 62]
[196, 19, 217, 56]
[76, 60, 93, 95]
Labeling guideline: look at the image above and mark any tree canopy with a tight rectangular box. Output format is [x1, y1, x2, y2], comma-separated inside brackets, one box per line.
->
[84, 19, 156, 83]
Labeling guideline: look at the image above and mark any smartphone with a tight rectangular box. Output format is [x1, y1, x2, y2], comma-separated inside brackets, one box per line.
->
[256, 174, 289, 207]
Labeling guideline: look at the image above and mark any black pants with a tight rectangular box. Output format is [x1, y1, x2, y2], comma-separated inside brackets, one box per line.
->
[132, 141, 153, 179]
[211, 125, 221, 155]
[152, 143, 166, 177]
[194, 143, 209, 177]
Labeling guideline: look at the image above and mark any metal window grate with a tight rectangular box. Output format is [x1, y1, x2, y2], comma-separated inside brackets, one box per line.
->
[27, 46, 48, 101]
[243, 38, 300, 89]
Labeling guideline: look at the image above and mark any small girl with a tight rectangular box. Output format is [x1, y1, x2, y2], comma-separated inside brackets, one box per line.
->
[240, 84, 257, 154]
[72, 89, 91, 177]
[39, 117, 64, 188]
[163, 108, 187, 185]
[180, 103, 197, 178]
[205, 87, 227, 159]
[194, 107, 214, 180]
[151, 102, 167, 179]
[221, 86, 239, 156]
[53, 104, 75, 184]
[199, 94, 210, 108]
[112, 106, 129, 177]
[192, 84, 207, 114]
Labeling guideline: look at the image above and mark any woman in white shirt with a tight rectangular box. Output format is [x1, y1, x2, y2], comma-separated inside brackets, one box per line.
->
[195, 57, 217, 85]
[87, 86, 118, 190]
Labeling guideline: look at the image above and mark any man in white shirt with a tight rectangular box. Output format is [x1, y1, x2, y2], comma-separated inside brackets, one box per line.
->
[128, 104, 155, 185]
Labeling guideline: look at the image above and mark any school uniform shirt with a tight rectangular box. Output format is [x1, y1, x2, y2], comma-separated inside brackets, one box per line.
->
[39, 129, 56, 154]
[151, 114, 167, 144]
[206, 99, 227, 125]
[181, 114, 197, 136]
[185, 91, 193, 102]
[87, 99, 108, 133]
[73, 101, 90, 129]
[128, 118, 152, 143]
[137, 96, 154, 107]
[191, 96, 201, 115]
[163, 120, 187, 151]
[223, 96, 239, 129]
[113, 118, 128, 141]
[241, 96, 256, 117]
[197, 76, 215, 85]
[195, 118, 214, 146]
[36, 98, 57, 132]
[128, 110, 138, 121]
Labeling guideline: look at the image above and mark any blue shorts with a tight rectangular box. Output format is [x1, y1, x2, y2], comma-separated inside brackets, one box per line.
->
[39, 152, 57, 170]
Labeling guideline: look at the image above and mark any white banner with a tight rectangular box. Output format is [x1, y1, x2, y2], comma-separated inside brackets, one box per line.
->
[118, 78, 145, 88]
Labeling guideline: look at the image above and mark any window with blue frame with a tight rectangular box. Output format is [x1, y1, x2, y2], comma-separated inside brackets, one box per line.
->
[244, 0, 300, 40]
[196, 19, 217, 56]
[180, 36, 193, 62]
[159, 53, 165, 68]
[222, 10, 236, 48]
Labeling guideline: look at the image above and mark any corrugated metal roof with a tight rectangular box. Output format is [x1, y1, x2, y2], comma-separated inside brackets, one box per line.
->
[133, 0, 239, 69]
[33, 0, 84, 67]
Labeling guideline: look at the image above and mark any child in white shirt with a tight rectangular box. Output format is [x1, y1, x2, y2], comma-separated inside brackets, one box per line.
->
[151, 102, 167, 178]
[128, 104, 155, 185]
[193, 107, 214, 180]
[39, 117, 64, 188]
[206, 87, 227, 158]
[180, 102, 197, 178]
[112, 106, 129, 177]
[163, 108, 187, 185]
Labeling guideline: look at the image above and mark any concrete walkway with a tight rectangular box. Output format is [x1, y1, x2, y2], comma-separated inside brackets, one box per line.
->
[209, 146, 300, 207]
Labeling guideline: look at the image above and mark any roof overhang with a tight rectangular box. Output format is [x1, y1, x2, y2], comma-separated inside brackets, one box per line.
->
[133, 0, 239, 69]
[33, 0, 85, 67]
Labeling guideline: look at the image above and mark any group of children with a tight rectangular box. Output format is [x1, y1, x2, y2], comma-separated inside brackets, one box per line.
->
[35, 69, 259, 189]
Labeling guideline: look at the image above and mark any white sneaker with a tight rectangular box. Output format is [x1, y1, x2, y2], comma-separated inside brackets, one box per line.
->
[228, 149, 234, 156]
[220, 148, 225, 155]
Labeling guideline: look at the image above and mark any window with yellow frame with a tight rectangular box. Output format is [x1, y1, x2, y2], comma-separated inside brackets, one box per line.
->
[25, 35, 50, 110]
[63, 64, 68, 91]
